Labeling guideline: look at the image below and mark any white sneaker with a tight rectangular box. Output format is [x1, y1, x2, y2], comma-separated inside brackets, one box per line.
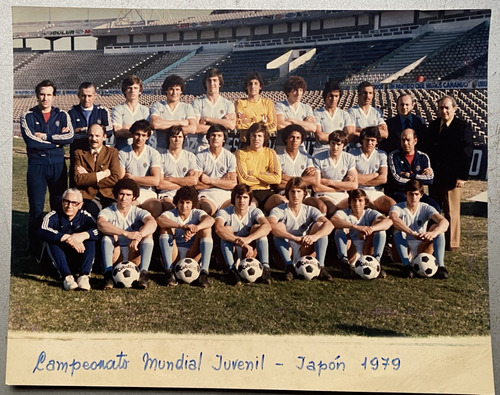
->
[77, 275, 91, 291]
[63, 275, 78, 291]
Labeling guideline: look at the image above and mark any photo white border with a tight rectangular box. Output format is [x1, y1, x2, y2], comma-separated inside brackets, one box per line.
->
[2, 1, 498, 393]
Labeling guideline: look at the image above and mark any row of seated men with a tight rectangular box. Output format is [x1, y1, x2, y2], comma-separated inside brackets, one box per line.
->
[20, 75, 473, 282]
[38, 175, 449, 291]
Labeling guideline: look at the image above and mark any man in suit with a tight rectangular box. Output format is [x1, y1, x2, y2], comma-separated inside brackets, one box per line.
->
[423, 95, 474, 251]
[380, 93, 426, 154]
[73, 123, 121, 218]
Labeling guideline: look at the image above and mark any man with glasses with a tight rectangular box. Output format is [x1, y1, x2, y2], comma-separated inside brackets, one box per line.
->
[38, 188, 98, 291]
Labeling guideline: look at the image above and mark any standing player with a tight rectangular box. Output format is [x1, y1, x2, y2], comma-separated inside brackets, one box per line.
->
[111, 75, 150, 150]
[268, 177, 334, 282]
[214, 184, 272, 285]
[195, 124, 237, 215]
[389, 180, 449, 279]
[150, 74, 197, 151]
[191, 68, 236, 151]
[97, 178, 157, 289]
[157, 186, 215, 287]
[20, 79, 74, 257]
[312, 130, 358, 217]
[331, 189, 392, 278]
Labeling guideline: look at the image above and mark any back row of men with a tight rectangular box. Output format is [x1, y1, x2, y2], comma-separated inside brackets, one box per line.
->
[20, 72, 474, 275]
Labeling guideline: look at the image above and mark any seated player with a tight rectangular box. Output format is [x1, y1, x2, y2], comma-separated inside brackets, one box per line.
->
[118, 119, 162, 217]
[97, 178, 157, 290]
[156, 186, 215, 287]
[235, 122, 282, 210]
[38, 188, 98, 291]
[349, 126, 395, 215]
[156, 125, 201, 212]
[330, 189, 392, 279]
[312, 129, 358, 217]
[214, 184, 272, 285]
[195, 124, 237, 215]
[386, 128, 439, 211]
[263, 124, 325, 214]
[389, 180, 449, 279]
[268, 177, 334, 282]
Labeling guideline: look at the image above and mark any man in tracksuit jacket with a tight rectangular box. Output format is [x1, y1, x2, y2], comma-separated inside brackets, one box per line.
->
[20, 79, 74, 257]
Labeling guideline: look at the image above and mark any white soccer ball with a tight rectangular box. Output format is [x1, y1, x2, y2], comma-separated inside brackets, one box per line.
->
[237, 257, 263, 283]
[411, 253, 438, 277]
[112, 261, 140, 288]
[174, 257, 201, 284]
[354, 255, 381, 280]
[294, 255, 321, 280]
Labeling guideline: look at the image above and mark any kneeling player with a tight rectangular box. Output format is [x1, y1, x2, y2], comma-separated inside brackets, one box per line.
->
[215, 184, 272, 285]
[268, 177, 334, 281]
[389, 180, 449, 279]
[157, 186, 214, 287]
[330, 189, 392, 278]
[97, 178, 157, 289]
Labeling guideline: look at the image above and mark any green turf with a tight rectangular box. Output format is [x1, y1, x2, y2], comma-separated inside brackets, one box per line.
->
[9, 137, 490, 336]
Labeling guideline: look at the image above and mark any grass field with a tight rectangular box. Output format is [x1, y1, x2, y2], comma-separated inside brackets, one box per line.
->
[9, 136, 489, 336]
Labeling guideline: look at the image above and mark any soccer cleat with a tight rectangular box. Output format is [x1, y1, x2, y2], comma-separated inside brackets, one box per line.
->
[402, 265, 414, 279]
[284, 265, 294, 281]
[63, 275, 78, 291]
[137, 270, 149, 289]
[260, 266, 272, 284]
[198, 270, 209, 288]
[433, 266, 450, 280]
[103, 270, 114, 290]
[318, 266, 334, 282]
[340, 257, 354, 278]
[77, 274, 91, 291]
[165, 269, 178, 286]
[227, 267, 242, 286]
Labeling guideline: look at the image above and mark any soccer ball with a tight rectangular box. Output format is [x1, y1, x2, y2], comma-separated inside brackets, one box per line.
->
[354, 255, 381, 280]
[294, 255, 321, 280]
[174, 257, 201, 284]
[237, 257, 263, 283]
[412, 253, 438, 277]
[112, 261, 140, 288]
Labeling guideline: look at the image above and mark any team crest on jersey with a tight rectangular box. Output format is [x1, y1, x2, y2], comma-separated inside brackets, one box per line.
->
[417, 220, 423, 227]
[143, 162, 148, 168]
[55, 121, 60, 127]
[220, 109, 224, 115]
[301, 165, 305, 170]
[220, 167, 224, 173]
[97, 120, 102, 124]
[76, 118, 81, 122]
[415, 165, 421, 171]
[183, 167, 187, 173]
[299, 224, 308, 232]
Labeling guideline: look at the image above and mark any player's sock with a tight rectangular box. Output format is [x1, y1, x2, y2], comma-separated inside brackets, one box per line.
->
[159, 233, 174, 271]
[221, 239, 235, 269]
[200, 237, 213, 273]
[433, 233, 446, 267]
[314, 236, 328, 267]
[334, 229, 349, 261]
[139, 237, 154, 271]
[273, 237, 293, 266]
[373, 230, 387, 260]
[393, 231, 411, 266]
[101, 235, 114, 273]
[256, 237, 270, 267]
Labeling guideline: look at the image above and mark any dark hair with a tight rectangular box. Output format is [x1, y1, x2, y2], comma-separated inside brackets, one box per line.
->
[87, 123, 106, 136]
[245, 122, 270, 147]
[284, 177, 307, 200]
[328, 129, 348, 146]
[173, 186, 199, 208]
[281, 124, 306, 143]
[203, 68, 223, 90]
[35, 80, 57, 96]
[357, 81, 373, 94]
[121, 75, 143, 96]
[78, 81, 95, 92]
[322, 80, 343, 101]
[283, 76, 307, 95]
[243, 71, 264, 93]
[162, 74, 185, 93]
[347, 189, 369, 207]
[206, 124, 228, 144]
[360, 126, 381, 142]
[112, 178, 140, 200]
[130, 119, 153, 137]
[230, 184, 253, 205]
[166, 125, 185, 149]
[404, 179, 424, 194]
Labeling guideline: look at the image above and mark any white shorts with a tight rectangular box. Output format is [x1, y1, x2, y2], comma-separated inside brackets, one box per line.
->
[362, 189, 385, 202]
[407, 239, 422, 259]
[352, 239, 366, 255]
[158, 190, 177, 201]
[137, 188, 158, 205]
[314, 191, 348, 205]
[198, 189, 231, 210]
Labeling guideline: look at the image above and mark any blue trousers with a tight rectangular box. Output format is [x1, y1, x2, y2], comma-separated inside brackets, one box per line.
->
[48, 239, 96, 277]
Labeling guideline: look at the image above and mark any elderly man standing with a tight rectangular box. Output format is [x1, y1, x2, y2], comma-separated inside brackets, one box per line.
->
[422, 95, 474, 251]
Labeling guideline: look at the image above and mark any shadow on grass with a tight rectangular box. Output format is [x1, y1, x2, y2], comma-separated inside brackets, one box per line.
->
[336, 324, 404, 337]
[461, 201, 487, 217]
